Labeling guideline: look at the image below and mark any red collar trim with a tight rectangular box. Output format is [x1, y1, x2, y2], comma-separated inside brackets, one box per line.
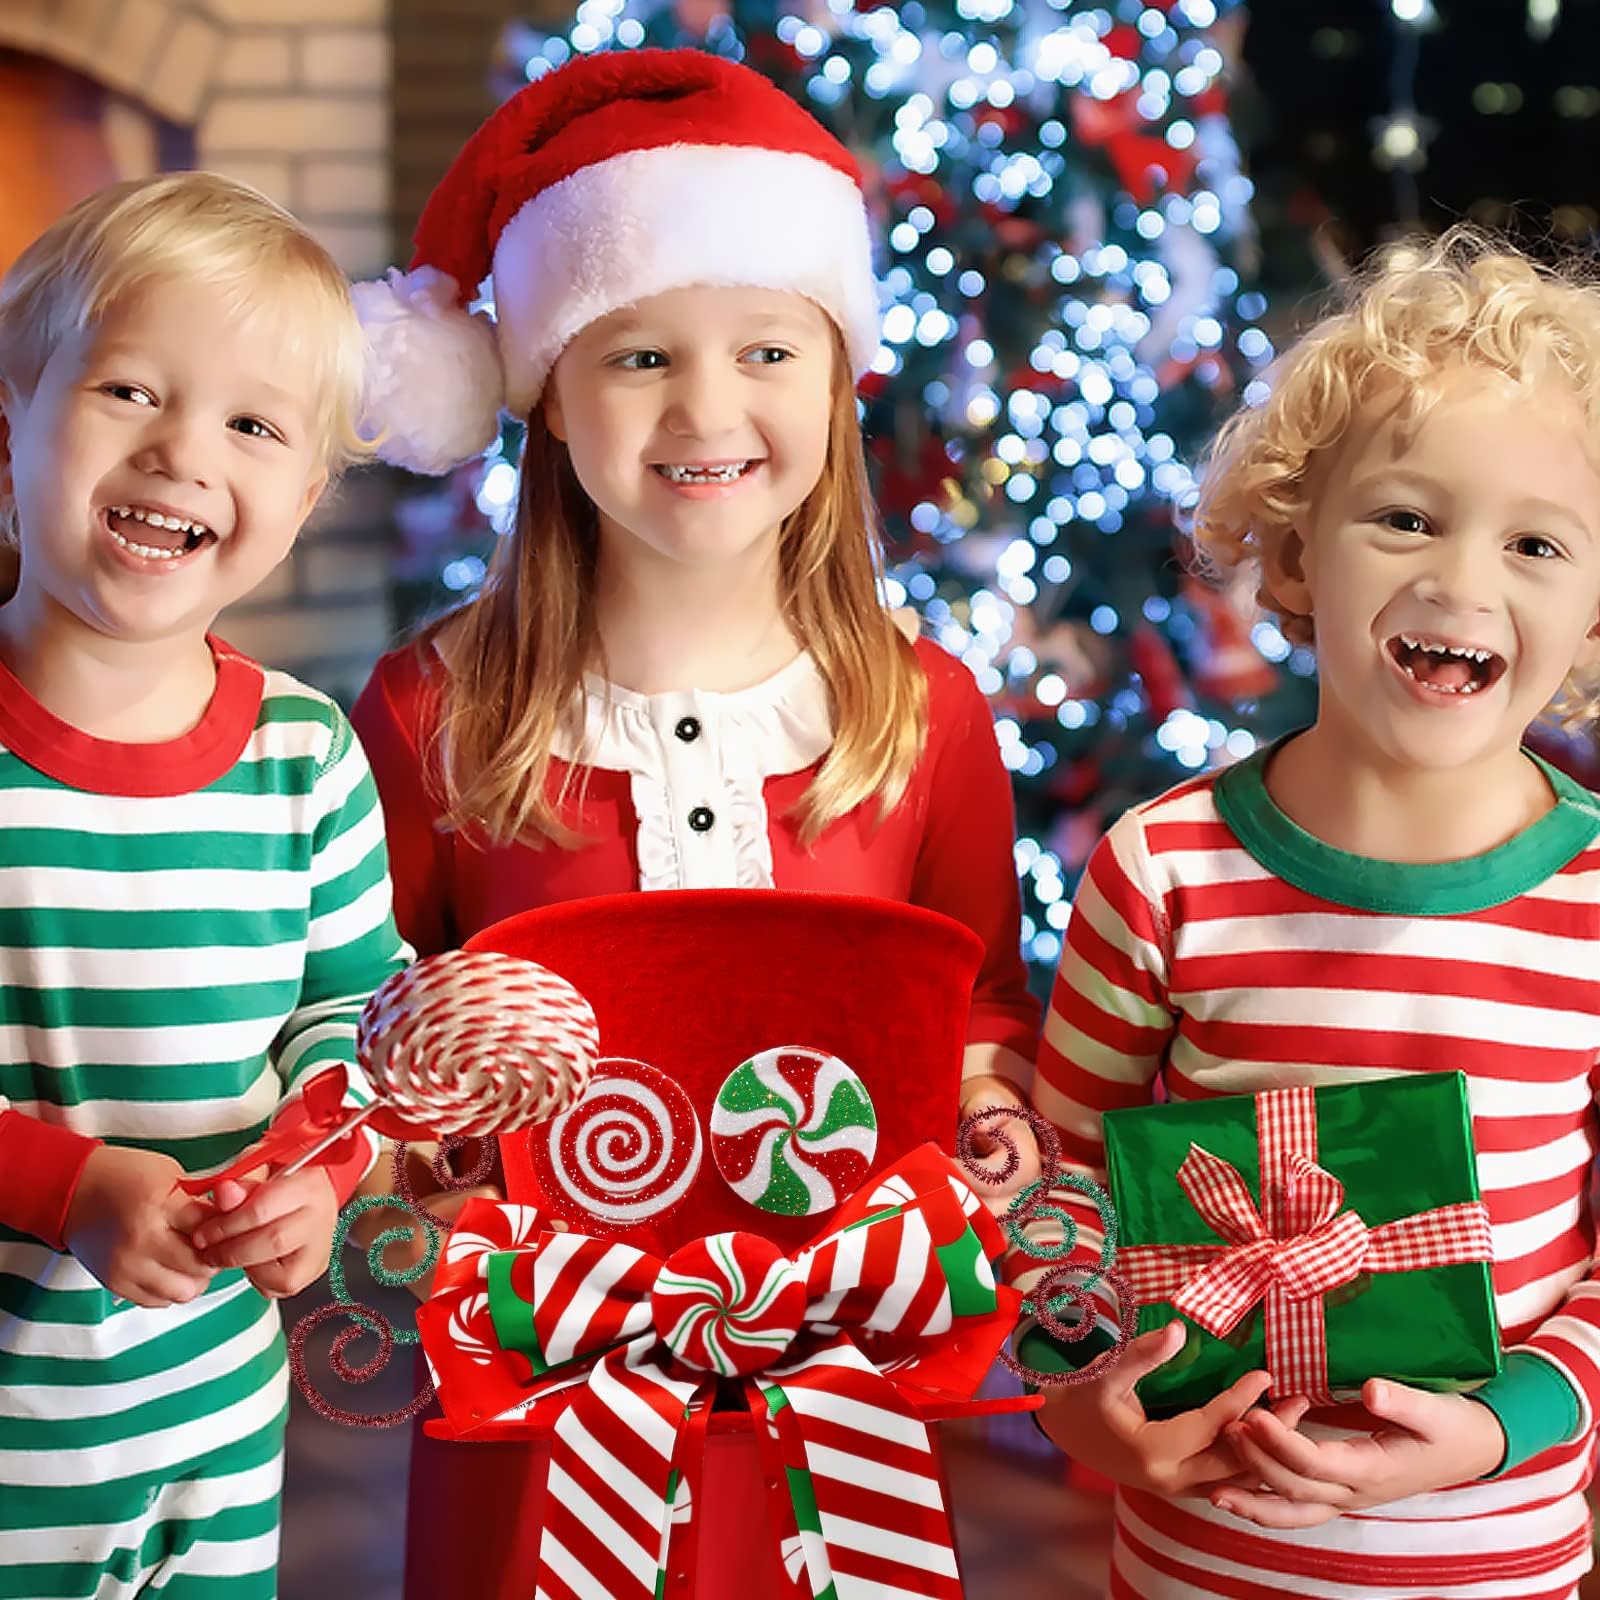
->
[0, 637, 265, 796]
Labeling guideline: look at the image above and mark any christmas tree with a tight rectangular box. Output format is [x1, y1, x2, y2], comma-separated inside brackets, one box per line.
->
[398, 0, 1317, 974]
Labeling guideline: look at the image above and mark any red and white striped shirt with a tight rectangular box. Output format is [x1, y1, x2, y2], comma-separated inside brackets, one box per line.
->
[1031, 748, 1600, 1600]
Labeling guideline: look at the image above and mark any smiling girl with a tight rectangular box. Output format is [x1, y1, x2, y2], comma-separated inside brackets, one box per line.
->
[346, 48, 1041, 1600]
[1023, 228, 1600, 1600]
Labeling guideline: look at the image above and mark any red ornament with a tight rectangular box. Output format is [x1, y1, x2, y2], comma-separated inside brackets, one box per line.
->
[1071, 92, 1199, 205]
[1130, 623, 1193, 721]
[1185, 577, 1279, 703]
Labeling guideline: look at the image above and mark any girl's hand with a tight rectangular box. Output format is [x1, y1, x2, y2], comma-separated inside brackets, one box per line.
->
[957, 1075, 1041, 1209]
[1038, 1321, 1277, 1496]
[192, 1170, 341, 1299]
[1212, 1379, 1507, 1528]
[63, 1145, 217, 1307]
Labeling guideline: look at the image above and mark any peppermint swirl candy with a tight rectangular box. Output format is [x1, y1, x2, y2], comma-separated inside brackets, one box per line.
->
[710, 1047, 878, 1217]
[358, 951, 598, 1138]
[650, 1232, 807, 1377]
[530, 1058, 703, 1226]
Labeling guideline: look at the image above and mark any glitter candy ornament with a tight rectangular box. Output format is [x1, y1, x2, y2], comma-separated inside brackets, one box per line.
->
[530, 1058, 704, 1226]
[709, 1046, 878, 1217]
[358, 950, 599, 1139]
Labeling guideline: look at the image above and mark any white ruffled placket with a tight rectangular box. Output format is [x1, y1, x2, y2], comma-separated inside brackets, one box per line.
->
[552, 653, 835, 890]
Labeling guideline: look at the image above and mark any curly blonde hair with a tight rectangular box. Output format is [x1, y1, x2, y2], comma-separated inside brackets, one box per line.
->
[1189, 224, 1600, 720]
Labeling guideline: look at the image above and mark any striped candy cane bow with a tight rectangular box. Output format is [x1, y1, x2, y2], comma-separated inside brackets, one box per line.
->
[1115, 1085, 1493, 1403]
[420, 1144, 1020, 1600]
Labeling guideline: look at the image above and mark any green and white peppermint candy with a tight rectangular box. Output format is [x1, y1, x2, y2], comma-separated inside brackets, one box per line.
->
[710, 1046, 878, 1217]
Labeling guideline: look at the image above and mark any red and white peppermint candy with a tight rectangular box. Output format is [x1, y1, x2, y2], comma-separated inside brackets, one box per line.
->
[446, 1291, 498, 1369]
[650, 1232, 807, 1377]
[530, 1058, 703, 1226]
[710, 1046, 878, 1217]
[435, 1202, 549, 1295]
[358, 951, 597, 1138]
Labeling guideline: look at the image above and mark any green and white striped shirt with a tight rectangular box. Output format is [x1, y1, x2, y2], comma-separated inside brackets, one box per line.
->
[0, 642, 407, 1582]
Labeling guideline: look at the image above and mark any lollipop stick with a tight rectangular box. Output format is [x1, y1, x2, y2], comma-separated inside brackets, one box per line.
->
[274, 1102, 380, 1181]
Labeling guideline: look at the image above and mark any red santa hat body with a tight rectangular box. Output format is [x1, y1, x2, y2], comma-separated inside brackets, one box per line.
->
[358, 48, 881, 474]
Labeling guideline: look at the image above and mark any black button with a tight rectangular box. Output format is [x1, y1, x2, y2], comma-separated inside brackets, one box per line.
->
[688, 806, 715, 833]
[674, 716, 701, 743]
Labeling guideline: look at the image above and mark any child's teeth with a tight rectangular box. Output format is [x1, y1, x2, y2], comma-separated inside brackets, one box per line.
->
[1398, 633, 1491, 663]
[108, 505, 211, 537]
[108, 527, 183, 560]
[661, 463, 748, 483]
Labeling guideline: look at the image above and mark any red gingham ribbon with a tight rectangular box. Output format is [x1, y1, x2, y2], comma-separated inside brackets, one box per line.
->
[1116, 1085, 1493, 1403]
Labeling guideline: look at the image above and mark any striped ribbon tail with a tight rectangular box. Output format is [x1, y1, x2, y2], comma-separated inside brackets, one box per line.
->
[762, 1338, 964, 1600]
[747, 1381, 835, 1600]
[534, 1346, 700, 1600]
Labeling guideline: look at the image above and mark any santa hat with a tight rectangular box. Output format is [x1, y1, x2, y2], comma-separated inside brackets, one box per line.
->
[357, 49, 881, 475]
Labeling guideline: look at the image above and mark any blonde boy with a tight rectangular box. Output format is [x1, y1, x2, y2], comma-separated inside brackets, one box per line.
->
[1027, 230, 1600, 1599]
[0, 173, 406, 1597]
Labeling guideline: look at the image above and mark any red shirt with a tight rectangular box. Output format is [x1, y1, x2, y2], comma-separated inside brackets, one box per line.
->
[350, 634, 1039, 1064]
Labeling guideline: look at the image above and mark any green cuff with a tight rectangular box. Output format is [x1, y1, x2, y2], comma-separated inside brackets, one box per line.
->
[1016, 1322, 1119, 1442]
[1016, 1321, 1118, 1384]
[1466, 1351, 1583, 1478]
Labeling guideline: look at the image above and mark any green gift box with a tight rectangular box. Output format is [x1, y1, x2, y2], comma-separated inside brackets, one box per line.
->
[1102, 1072, 1501, 1414]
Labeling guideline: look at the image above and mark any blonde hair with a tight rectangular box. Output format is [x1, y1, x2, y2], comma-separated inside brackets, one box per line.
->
[1191, 224, 1600, 720]
[422, 348, 927, 849]
[0, 171, 369, 589]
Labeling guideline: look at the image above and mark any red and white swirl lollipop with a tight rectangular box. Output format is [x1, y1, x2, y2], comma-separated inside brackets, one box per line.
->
[358, 951, 598, 1138]
[530, 1058, 703, 1227]
[255, 952, 599, 1185]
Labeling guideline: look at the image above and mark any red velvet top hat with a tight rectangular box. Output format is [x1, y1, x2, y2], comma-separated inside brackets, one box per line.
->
[465, 888, 983, 1255]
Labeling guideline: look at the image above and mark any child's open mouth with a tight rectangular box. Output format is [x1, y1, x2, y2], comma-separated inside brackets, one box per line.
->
[104, 505, 217, 562]
[1386, 632, 1506, 696]
[652, 461, 758, 485]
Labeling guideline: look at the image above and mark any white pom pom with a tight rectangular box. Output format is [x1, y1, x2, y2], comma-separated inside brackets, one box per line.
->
[353, 266, 505, 475]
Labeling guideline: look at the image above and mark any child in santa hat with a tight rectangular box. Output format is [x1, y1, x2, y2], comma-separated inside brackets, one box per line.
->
[346, 45, 1043, 1600]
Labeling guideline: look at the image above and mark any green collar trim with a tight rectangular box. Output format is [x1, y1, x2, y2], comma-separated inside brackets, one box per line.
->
[1212, 742, 1600, 914]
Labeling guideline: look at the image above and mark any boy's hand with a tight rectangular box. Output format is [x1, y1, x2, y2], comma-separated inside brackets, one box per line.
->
[192, 1169, 340, 1299]
[957, 1076, 1042, 1208]
[1039, 1321, 1276, 1496]
[1212, 1378, 1506, 1528]
[63, 1145, 217, 1308]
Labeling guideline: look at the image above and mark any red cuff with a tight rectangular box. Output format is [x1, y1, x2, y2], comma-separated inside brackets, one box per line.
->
[321, 1127, 380, 1207]
[0, 1109, 103, 1249]
[967, 1007, 1042, 1064]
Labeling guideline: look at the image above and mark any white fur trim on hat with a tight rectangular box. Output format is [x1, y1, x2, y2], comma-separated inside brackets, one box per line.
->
[490, 144, 880, 414]
[353, 266, 505, 475]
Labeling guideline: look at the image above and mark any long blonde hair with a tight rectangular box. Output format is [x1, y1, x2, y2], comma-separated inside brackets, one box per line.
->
[423, 352, 927, 848]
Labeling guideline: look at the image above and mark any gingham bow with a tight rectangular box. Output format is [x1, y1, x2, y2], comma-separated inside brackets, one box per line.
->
[1116, 1085, 1493, 1403]
[418, 1145, 1019, 1600]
